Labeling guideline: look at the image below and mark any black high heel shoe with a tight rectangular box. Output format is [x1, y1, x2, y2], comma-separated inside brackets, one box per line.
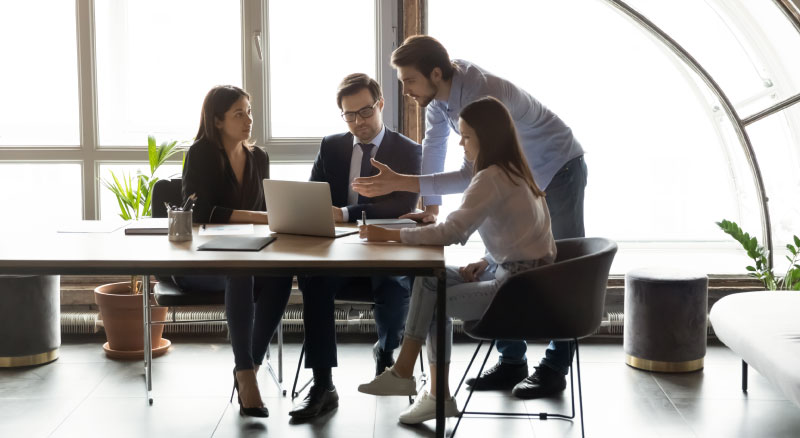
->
[231, 368, 269, 417]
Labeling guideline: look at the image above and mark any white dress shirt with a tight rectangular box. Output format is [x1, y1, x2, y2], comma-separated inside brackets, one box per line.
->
[342, 125, 386, 222]
[400, 165, 556, 265]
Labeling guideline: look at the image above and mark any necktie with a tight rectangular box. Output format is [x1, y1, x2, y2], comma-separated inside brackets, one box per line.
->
[358, 143, 375, 203]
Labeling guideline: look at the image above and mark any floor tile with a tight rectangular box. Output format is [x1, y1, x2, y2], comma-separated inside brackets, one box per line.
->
[2, 338, 797, 438]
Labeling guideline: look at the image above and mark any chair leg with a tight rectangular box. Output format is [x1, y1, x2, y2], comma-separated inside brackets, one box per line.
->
[454, 340, 484, 398]
[409, 350, 427, 404]
[575, 338, 585, 438]
[261, 319, 287, 396]
[742, 360, 748, 392]
[451, 340, 495, 438]
[290, 342, 314, 399]
[291, 343, 305, 399]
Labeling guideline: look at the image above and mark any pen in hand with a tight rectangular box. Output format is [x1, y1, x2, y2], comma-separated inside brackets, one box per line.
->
[362, 211, 367, 227]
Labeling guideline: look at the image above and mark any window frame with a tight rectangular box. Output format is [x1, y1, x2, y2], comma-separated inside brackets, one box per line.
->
[0, 0, 398, 220]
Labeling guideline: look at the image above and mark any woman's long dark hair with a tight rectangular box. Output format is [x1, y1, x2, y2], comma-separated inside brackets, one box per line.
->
[196, 85, 253, 150]
[459, 96, 545, 197]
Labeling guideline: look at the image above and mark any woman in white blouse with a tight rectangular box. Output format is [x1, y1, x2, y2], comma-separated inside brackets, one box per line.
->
[356, 96, 557, 424]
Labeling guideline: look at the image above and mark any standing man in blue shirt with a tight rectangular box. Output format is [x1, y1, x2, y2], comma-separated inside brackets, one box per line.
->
[353, 35, 587, 400]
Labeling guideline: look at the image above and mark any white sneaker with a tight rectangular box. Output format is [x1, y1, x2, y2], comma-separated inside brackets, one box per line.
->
[398, 390, 459, 425]
[358, 367, 417, 396]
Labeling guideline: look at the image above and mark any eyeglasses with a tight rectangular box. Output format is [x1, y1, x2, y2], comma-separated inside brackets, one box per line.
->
[341, 100, 380, 122]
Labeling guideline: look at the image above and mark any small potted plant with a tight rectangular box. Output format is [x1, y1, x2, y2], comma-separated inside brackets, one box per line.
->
[95, 135, 183, 359]
[716, 219, 800, 290]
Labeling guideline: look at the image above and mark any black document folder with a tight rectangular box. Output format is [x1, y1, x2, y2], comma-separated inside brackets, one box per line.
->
[196, 236, 276, 252]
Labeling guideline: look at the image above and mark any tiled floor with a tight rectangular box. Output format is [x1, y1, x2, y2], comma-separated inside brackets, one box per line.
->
[1, 337, 799, 438]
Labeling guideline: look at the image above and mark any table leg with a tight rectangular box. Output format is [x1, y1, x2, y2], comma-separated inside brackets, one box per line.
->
[142, 275, 153, 405]
[435, 269, 446, 438]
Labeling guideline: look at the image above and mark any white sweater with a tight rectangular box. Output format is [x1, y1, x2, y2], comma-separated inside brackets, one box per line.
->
[400, 165, 556, 265]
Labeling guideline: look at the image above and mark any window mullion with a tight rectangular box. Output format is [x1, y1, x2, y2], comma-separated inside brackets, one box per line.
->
[76, 0, 100, 220]
[243, 0, 267, 148]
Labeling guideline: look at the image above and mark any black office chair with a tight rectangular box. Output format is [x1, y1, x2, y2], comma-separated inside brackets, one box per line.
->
[290, 279, 428, 404]
[150, 178, 286, 395]
[452, 237, 617, 438]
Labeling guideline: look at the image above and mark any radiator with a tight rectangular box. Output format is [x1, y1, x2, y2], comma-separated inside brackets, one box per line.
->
[60, 307, 715, 337]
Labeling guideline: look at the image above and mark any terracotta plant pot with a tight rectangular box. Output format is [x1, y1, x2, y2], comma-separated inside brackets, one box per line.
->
[94, 282, 169, 357]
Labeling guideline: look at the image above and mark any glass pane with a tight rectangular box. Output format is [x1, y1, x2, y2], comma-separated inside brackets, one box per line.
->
[745, 104, 800, 274]
[269, 163, 313, 182]
[268, 0, 376, 138]
[0, 163, 82, 228]
[0, 2, 79, 146]
[730, 0, 800, 112]
[98, 163, 182, 220]
[622, 0, 774, 113]
[95, 0, 241, 146]
[429, 0, 760, 273]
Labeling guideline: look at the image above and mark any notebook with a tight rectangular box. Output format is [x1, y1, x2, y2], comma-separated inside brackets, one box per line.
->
[196, 235, 276, 252]
[124, 218, 169, 235]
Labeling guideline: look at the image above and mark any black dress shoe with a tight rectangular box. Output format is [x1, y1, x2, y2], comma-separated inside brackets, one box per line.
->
[465, 362, 528, 390]
[373, 342, 395, 376]
[512, 365, 567, 399]
[289, 384, 339, 419]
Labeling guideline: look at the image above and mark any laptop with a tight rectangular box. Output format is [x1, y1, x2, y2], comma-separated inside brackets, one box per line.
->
[262, 179, 359, 238]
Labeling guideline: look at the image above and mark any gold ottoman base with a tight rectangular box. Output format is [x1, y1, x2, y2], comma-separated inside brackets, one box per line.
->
[625, 354, 703, 372]
[0, 348, 59, 367]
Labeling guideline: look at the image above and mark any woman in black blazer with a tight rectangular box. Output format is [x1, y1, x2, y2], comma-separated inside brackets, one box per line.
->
[178, 85, 291, 417]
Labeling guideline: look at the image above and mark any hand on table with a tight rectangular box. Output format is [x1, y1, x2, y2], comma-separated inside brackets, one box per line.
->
[359, 224, 401, 242]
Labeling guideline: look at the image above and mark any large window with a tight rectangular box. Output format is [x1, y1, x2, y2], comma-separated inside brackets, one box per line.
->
[0, 0, 395, 220]
[429, 0, 800, 274]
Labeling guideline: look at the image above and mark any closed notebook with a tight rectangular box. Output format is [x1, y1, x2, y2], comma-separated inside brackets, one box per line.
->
[196, 236, 276, 252]
[124, 218, 169, 235]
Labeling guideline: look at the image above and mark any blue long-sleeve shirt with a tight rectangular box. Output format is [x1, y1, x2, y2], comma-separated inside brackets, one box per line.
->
[419, 59, 584, 206]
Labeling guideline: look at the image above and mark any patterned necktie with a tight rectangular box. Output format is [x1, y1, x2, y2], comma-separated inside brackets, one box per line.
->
[358, 143, 376, 203]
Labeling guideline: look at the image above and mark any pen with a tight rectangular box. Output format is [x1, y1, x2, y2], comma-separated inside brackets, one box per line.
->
[181, 193, 197, 211]
[362, 211, 366, 227]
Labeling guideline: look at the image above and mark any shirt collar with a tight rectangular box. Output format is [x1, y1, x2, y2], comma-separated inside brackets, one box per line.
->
[445, 64, 464, 113]
[352, 125, 386, 151]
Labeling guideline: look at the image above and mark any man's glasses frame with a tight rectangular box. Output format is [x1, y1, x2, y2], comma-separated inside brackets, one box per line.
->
[341, 100, 380, 122]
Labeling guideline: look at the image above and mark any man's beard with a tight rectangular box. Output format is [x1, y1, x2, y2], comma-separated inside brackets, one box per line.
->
[415, 83, 438, 107]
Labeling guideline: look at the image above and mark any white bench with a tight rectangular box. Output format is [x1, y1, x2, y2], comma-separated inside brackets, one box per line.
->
[709, 291, 800, 408]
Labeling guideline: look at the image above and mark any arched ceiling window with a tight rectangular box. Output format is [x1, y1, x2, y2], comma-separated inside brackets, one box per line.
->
[428, 0, 800, 274]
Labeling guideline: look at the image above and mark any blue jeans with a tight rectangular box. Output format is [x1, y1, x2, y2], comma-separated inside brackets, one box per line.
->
[173, 275, 291, 371]
[496, 155, 587, 374]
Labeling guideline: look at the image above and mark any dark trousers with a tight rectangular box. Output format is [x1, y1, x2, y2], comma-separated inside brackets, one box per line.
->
[297, 275, 411, 369]
[496, 154, 588, 374]
[174, 275, 292, 370]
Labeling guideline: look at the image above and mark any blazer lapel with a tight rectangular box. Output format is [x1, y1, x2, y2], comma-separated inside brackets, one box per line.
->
[330, 134, 354, 205]
[372, 129, 393, 177]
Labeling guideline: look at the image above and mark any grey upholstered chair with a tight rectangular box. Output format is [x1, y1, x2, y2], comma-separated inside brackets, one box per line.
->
[452, 237, 617, 438]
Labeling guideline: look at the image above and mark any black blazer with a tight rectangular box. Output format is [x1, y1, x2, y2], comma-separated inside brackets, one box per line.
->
[310, 127, 421, 222]
[182, 138, 269, 224]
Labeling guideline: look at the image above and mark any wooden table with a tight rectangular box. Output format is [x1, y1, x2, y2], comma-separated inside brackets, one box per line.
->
[0, 224, 451, 437]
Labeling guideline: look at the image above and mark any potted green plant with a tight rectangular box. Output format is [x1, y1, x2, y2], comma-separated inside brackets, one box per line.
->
[716, 219, 800, 290]
[95, 135, 183, 359]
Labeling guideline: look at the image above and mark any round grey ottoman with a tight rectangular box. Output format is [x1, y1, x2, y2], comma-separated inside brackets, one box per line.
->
[0, 275, 61, 367]
[624, 268, 708, 372]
